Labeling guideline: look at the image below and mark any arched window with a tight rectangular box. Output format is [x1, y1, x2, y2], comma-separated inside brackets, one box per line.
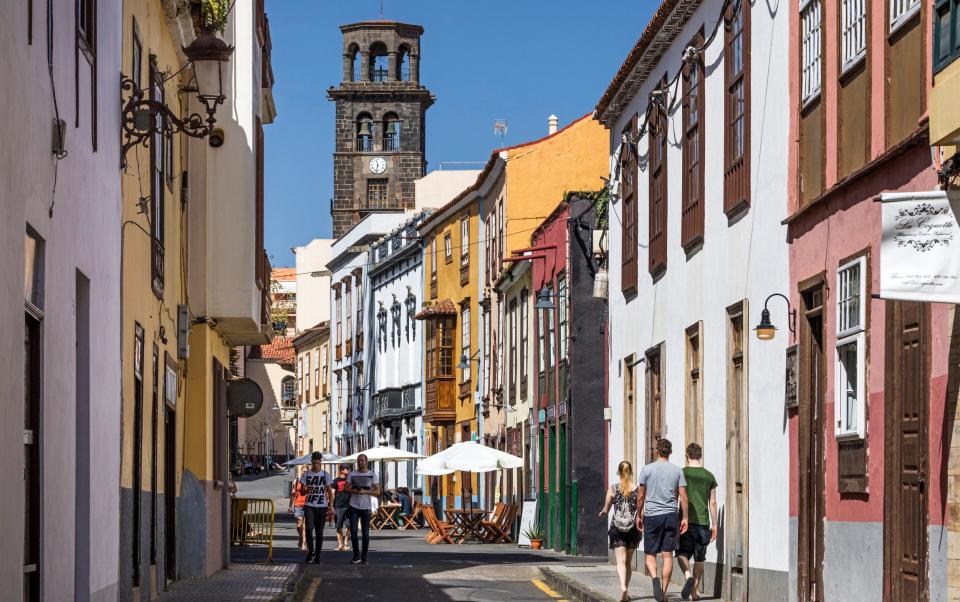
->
[369, 42, 388, 82]
[281, 376, 295, 407]
[347, 43, 360, 82]
[356, 113, 374, 152]
[398, 45, 411, 81]
[383, 112, 400, 151]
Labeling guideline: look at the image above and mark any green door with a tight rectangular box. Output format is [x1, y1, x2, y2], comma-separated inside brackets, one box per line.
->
[538, 427, 546, 541]
[548, 425, 556, 548]
[559, 421, 568, 553]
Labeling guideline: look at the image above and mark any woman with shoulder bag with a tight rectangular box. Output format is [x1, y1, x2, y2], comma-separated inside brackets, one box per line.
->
[600, 460, 642, 601]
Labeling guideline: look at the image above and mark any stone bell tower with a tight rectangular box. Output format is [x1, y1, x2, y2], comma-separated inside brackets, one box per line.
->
[328, 21, 434, 237]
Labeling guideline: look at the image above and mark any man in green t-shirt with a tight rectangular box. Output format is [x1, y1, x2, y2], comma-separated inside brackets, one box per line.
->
[676, 443, 718, 601]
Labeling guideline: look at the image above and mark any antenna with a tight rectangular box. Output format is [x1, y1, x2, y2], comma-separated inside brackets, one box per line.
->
[494, 119, 508, 147]
[380, 0, 384, 18]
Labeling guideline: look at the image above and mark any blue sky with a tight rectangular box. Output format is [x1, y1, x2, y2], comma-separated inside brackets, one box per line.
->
[264, 0, 656, 266]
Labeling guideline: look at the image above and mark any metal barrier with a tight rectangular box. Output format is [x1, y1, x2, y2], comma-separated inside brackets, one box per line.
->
[231, 497, 275, 562]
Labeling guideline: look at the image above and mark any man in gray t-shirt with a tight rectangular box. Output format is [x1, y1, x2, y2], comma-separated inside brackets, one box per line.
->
[637, 439, 688, 601]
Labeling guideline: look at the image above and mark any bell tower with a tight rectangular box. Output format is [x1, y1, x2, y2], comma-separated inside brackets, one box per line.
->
[328, 21, 434, 237]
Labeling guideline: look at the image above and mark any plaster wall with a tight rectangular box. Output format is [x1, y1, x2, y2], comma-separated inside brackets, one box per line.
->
[294, 238, 333, 332]
[605, 0, 791, 579]
[0, 0, 122, 599]
[415, 169, 481, 211]
[243, 360, 296, 457]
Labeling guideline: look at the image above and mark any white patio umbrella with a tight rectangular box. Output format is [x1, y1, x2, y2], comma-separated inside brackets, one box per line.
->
[341, 445, 425, 463]
[417, 441, 523, 475]
[283, 451, 343, 466]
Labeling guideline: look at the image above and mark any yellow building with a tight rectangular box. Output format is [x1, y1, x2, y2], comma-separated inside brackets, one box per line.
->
[293, 322, 333, 454]
[119, 1, 275, 597]
[417, 192, 481, 509]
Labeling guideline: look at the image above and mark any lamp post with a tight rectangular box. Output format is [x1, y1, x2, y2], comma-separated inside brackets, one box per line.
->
[754, 293, 797, 341]
[120, 31, 233, 166]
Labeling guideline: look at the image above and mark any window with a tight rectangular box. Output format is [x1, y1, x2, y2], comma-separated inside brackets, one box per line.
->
[489, 212, 497, 281]
[835, 256, 867, 438]
[321, 345, 328, 396]
[369, 42, 388, 82]
[23, 228, 44, 600]
[367, 179, 388, 208]
[440, 318, 454, 377]
[648, 84, 668, 276]
[313, 350, 320, 397]
[801, 0, 823, 101]
[405, 292, 417, 341]
[620, 114, 638, 293]
[685, 323, 704, 450]
[460, 216, 469, 266]
[934, 0, 960, 72]
[444, 232, 453, 263]
[890, 0, 921, 32]
[509, 299, 518, 400]
[345, 281, 352, 351]
[378, 305, 387, 351]
[520, 288, 529, 397]
[150, 63, 165, 297]
[355, 273, 363, 348]
[305, 353, 311, 401]
[77, 0, 95, 52]
[391, 300, 401, 347]
[546, 285, 556, 371]
[334, 284, 342, 358]
[282, 376, 295, 406]
[297, 358, 303, 397]
[497, 200, 505, 265]
[725, 0, 750, 213]
[682, 32, 705, 250]
[557, 274, 568, 360]
[537, 302, 545, 374]
[461, 306, 471, 382]
[841, 0, 866, 71]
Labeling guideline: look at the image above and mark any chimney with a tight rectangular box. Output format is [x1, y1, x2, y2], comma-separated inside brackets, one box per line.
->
[548, 114, 558, 135]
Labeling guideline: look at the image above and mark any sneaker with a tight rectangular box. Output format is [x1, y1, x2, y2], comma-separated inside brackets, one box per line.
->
[304, 553, 314, 563]
[350, 557, 362, 565]
[652, 577, 663, 602]
[681, 577, 694, 600]
[313, 555, 321, 564]
[361, 558, 368, 565]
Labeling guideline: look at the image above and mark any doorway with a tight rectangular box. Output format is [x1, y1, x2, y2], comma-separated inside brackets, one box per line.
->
[645, 345, 664, 464]
[884, 300, 929, 601]
[623, 354, 638, 472]
[164, 406, 176, 582]
[797, 284, 825, 602]
[726, 303, 749, 602]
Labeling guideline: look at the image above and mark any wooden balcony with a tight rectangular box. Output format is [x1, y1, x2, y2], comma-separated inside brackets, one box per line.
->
[335, 344, 342, 362]
[345, 338, 353, 357]
[424, 378, 455, 424]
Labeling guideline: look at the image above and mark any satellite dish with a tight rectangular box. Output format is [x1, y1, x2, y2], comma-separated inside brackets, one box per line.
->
[227, 378, 264, 417]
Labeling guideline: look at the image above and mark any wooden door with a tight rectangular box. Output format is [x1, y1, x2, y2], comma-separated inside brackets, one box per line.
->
[624, 355, 637, 471]
[645, 345, 664, 464]
[164, 407, 177, 581]
[726, 306, 749, 602]
[798, 285, 825, 602]
[885, 301, 929, 601]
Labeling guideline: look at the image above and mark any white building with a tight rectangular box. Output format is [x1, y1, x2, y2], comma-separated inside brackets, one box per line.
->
[368, 211, 432, 492]
[596, 0, 790, 598]
[328, 212, 412, 457]
[294, 238, 333, 333]
[1, 1, 122, 599]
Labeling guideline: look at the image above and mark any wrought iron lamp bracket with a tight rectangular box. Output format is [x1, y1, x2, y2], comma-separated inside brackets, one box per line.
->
[120, 77, 223, 167]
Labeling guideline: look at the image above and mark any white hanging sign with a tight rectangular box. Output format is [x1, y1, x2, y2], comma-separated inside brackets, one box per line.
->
[880, 191, 960, 304]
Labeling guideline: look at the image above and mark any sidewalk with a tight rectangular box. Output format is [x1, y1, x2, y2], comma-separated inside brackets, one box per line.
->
[541, 561, 718, 602]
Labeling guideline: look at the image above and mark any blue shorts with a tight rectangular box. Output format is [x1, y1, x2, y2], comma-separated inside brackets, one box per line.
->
[643, 512, 680, 555]
[335, 507, 351, 529]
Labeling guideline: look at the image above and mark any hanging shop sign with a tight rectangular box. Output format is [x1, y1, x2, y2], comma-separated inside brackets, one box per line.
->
[880, 191, 960, 303]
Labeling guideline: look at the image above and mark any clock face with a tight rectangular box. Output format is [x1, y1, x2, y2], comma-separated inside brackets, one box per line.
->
[369, 157, 387, 174]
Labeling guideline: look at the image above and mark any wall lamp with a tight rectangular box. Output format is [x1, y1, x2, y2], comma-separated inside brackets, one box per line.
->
[754, 293, 797, 341]
[457, 350, 481, 371]
[535, 288, 559, 311]
[120, 32, 233, 167]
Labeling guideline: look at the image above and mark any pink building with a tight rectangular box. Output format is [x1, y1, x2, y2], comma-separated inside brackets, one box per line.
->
[786, 1, 950, 600]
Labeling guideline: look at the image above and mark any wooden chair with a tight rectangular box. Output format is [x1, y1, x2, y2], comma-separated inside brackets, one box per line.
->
[422, 506, 455, 544]
[401, 501, 423, 530]
[480, 503, 518, 543]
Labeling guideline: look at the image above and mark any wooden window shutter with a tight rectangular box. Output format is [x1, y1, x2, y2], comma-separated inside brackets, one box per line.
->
[620, 114, 639, 294]
[648, 81, 668, 277]
[681, 31, 705, 250]
[724, 0, 751, 215]
[838, 438, 868, 493]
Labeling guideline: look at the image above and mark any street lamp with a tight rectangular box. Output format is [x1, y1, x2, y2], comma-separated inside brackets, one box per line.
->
[120, 31, 234, 166]
[535, 288, 557, 311]
[457, 351, 481, 371]
[754, 293, 797, 341]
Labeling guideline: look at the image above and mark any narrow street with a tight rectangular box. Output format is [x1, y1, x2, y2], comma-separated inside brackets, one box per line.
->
[233, 473, 586, 601]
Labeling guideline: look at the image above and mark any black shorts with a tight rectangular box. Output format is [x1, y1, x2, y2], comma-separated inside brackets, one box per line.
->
[643, 512, 679, 555]
[677, 523, 712, 562]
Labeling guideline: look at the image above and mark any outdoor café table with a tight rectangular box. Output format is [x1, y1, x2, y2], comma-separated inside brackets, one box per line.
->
[373, 503, 402, 530]
[445, 508, 487, 543]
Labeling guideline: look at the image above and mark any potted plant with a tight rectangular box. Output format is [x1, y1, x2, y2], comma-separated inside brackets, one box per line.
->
[191, 0, 231, 34]
[524, 523, 545, 550]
